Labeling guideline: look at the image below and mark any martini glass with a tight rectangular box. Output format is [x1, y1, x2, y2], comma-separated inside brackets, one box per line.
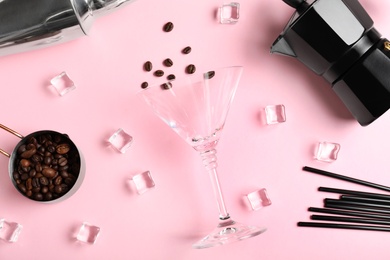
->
[140, 66, 266, 249]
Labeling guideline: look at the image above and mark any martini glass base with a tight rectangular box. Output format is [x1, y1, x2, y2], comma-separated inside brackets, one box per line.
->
[192, 218, 266, 249]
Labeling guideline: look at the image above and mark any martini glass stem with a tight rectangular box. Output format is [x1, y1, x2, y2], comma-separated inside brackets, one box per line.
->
[200, 149, 230, 220]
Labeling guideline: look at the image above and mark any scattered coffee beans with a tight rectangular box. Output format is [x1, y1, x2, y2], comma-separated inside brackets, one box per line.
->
[182, 46, 192, 54]
[163, 58, 173, 67]
[163, 22, 174, 32]
[12, 133, 80, 201]
[186, 64, 196, 74]
[204, 71, 216, 79]
[144, 61, 153, 72]
[154, 70, 164, 77]
[140, 23, 198, 88]
[141, 82, 149, 89]
[167, 74, 176, 81]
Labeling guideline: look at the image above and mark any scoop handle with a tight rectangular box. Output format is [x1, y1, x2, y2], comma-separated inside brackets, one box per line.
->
[0, 124, 24, 158]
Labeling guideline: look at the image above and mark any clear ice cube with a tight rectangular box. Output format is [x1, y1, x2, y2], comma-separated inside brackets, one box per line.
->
[131, 171, 155, 195]
[76, 222, 100, 244]
[265, 104, 286, 124]
[50, 71, 76, 96]
[218, 2, 240, 24]
[315, 141, 340, 162]
[246, 188, 272, 211]
[0, 218, 22, 243]
[108, 128, 133, 154]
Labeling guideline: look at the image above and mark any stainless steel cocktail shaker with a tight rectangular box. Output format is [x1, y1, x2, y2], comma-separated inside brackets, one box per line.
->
[0, 0, 136, 56]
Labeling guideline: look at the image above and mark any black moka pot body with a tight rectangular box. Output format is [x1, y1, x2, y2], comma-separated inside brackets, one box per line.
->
[271, 0, 390, 126]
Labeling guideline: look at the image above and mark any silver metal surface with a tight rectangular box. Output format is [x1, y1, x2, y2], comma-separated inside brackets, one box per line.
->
[0, 0, 135, 56]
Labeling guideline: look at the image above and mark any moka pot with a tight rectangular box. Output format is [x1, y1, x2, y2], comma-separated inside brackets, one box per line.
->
[271, 0, 390, 126]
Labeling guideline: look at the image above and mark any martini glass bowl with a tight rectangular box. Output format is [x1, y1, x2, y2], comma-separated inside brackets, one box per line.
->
[140, 66, 266, 249]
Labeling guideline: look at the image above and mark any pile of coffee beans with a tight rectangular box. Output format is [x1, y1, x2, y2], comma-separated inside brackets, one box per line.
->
[140, 21, 197, 90]
[12, 132, 81, 202]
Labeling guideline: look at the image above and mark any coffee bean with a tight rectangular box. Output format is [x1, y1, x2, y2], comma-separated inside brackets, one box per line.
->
[53, 135, 61, 143]
[65, 177, 74, 185]
[21, 147, 36, 158]
[61, 183, 69, 192]
[27, 143, 36, 150]
[44, 192, 53, 200]
[141, 82, 149, 89]
[32, 178, 40, 189]
[167, 74, 176, 81]
[58, 157, 68, 167]
[52, 159, 58, 166]
[41, 186, 49, 194]
[154, 70, 164, 77]
[47, 145, 55, 153]
[59, 165, 69, 171]
[144, 61, 153, 72]
[163, 22, 174, 32]
[56, 144, 70, 155]
[26, 178, 32, 190]
[35, 164, 43, 172]
[54, 185, 63, 194]
[31, 154, 42, 163]
[182, 46, 192, 54]
[28, 137, 37, 145]
[204, 71, 216, 79]
[21, 173, 29, 181]
[13, 172, 20, 180]
[161, 82, 173, 90]
[39, 176, 49, 186]
[33, 193, 43, 201]
[42, 168, 56, 179]
[60, 171, 69, 178]
[54, 176, 62, 186]
[26, 190, 32, 197]
[186, 64, 196, 74]
[18, 184, 27, 193]
[20, 159, 31, 167]
[163, 58, 173, 67]
[38, 146, 45, 153]
[18, 145, 26, 154]
[29, 169, 36, 177]
[44, 156, 52, 165]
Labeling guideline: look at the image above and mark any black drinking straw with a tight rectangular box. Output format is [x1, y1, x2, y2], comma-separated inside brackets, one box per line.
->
[303, 166, 390, 192]
[325, 198, 390, 210]
[310, 214, 390, 226]
[325, 202, 390, 215]
[341, 195, 390, 205]
[308, 207, 390, 220]
[318, 187, 390, 200]
[297, 222, 390, 232]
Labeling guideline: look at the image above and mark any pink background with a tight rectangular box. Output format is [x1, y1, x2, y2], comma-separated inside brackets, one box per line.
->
[1, 0, 390, 259]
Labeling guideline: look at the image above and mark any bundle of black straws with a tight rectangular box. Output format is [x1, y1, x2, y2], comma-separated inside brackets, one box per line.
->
[299, 166, 390, 232]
